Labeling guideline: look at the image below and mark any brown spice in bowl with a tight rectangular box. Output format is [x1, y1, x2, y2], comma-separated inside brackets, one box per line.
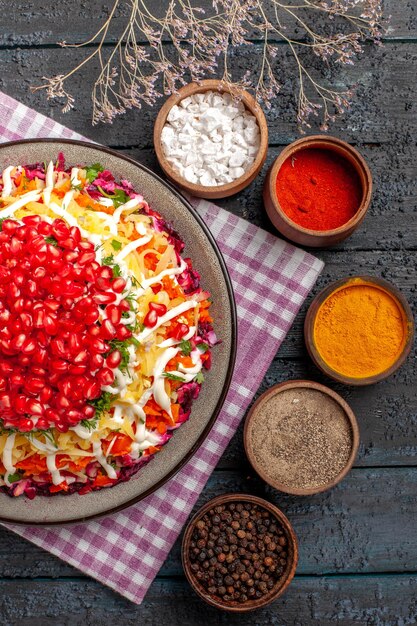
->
[249, 387, 353, 490]
[188, 501, 289, 605]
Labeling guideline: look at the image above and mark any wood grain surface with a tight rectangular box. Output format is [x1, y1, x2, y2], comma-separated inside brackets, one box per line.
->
[0, 0, 416, 624]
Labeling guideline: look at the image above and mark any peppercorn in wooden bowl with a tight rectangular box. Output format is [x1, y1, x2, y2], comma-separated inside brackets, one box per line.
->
[154, 80, 268, 200]
[182, 493, 298, 612]
[263, 135, 372, 247]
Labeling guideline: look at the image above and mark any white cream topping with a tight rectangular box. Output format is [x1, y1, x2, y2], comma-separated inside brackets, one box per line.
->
[92, 441, 117, 479]
[114, 234, 152, 262]
[2, 434, 16, 473]
[0, 190, 41, 218]
[157, 325, 196, 348]
[70, 167, 82, 188]
[112, 197, 142, 223]
[135, 300, 198, 343]
[47, 453, 64, 486]
[1, 166, 15, 197]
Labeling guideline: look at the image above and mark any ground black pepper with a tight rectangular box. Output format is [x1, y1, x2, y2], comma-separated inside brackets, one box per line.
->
[248, 387, 353, 489]
[188, 502, 288, 604]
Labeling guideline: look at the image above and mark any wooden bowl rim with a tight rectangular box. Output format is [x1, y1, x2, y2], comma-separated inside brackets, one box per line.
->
[304, 275, 415, 386]
[181, 492, 298, 612]
[153, 79, 268, 196]
[266, 134, 373, 237]
[243, 380, 360, 496]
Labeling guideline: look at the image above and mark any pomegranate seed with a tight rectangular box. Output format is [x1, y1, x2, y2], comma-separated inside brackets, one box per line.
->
[106, 350, 122, 369]
[116, 325, 133, 340]
[171, 323, 189, 340]
[50, 359, 69, 373]
[55, 421, 69, 433]
[91, 353, 105, 369]
[60, 237, 77, 250]
[73, 350, 88, 365]
[68, 364, 87, 375]
[98, 266, 113, 281]
[78, 251, 96, 265]
[18, 418, 34, 432]
[37, 221, 52, 236]
[90, 338, 109, 354]
[96, 277, 112, 290]
[100, 319, 117, 340]
[21, 338, 37, 354]
[2, 219, 18, 233]
[56, 394, 71, 409]
[10, 333, 27, 351]
[96, 368, 115, 385]
[84, 380, 101, 400]
[0, 361, 14, 375]
[84, 308, 99, 325]
[82, 404, 96, 418]
[119, 299, 131, 312]
[25, 377, 46, 396]
[149, 302, 167, 316]
[39, 386, 53, 403]
[143, 309, 158, 328]
[27, 399, 44, 415]
[0, 376, 7, 391]
[44, 315, 58, 335]
[69, 226, 81, 243]
[93, 291, 117, 305]
[106, 304, 122, 325]
[52, 219, 70, 240]
[112, 277, 126, 293]
[36, 417, 49, 429]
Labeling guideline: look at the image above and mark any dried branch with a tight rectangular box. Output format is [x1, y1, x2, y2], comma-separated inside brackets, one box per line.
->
[31, 0, 384, 129]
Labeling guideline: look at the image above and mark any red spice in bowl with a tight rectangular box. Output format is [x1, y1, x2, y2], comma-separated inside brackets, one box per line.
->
[276, 148, 362, 231]
[263, 135, 372, 248]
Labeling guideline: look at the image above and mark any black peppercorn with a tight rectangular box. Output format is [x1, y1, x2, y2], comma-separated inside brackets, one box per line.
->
[187, 501, 289, 606]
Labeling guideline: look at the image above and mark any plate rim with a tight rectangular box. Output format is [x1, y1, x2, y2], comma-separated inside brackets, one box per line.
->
[0, 138, 237, 525]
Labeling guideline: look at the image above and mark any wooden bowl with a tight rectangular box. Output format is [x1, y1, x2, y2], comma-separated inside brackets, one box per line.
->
[154, 80, 268, 199]
[243, 380, 359, 496]
[305, 276, 414, 386]
[182, 493, 298, 612]
[263, 135, 372, 247]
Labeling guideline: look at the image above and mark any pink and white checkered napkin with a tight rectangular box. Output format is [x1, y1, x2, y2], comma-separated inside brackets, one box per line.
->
[0, 92, 324, 604]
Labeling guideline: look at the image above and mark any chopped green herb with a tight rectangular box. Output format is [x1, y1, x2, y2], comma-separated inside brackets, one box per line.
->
[70, 182, 83, 191]
[45, 235, 59, 247]
[196, 342, 209, 353]
[97, 186, 129, 208]
[102, 254, 122, 278]
[85, 162, 104, 183]
[163, 372, 185, 382]
[87, 391, 113, 420]
[7, 473, 22, 484]
[130, 336, 140, 347]
[0, 218, 5, 230]
[111, 239, 122, 251]
[195, 372, 205, 384]
[80, 417, 99, 431]
[179, 339, 193, 356]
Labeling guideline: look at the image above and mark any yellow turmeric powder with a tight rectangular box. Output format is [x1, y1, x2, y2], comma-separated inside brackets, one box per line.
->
[314, 280, 408, 378]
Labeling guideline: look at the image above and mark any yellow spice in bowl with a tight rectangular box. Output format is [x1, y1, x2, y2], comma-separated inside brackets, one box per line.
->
[313, 280, 408, 379]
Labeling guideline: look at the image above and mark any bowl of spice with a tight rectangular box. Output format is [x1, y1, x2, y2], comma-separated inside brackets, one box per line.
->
[154, 80, 268, 199]
[244, 380, 359, 495]
[263, 135, 372, 247]
[305, 276, 414, 385]
[182, 493, 298, 612]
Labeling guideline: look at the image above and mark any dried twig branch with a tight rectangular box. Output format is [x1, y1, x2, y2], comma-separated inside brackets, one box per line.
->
[32, 0, 384, 129]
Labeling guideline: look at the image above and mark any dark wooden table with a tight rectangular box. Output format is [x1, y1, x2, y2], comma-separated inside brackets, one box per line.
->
[0, 2, 416, 624]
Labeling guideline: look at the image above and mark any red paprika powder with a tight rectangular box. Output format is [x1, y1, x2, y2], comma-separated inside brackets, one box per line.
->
[275, 148, 362, 231]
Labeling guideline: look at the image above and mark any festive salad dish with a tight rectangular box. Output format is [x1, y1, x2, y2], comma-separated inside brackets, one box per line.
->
[0, 155, 215, 498]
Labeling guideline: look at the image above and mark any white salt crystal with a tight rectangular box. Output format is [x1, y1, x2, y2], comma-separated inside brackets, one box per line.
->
[229, 167, 245, 179]
[183, 166, 198, 183]
[161, 90, 261, 187]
